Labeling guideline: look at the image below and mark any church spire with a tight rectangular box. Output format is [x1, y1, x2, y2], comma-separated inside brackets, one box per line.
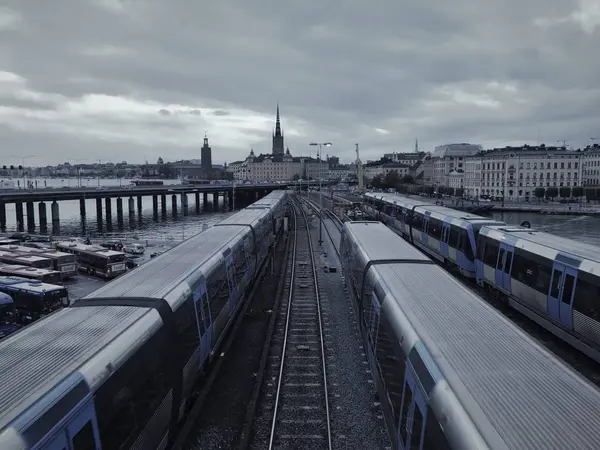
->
[275, 103, 282, 137]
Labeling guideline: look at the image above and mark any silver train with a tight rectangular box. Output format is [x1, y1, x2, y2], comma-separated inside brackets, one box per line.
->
[0, 190, 288, 450]
[340, 220, 600, 450]
[363, 192, 600, 364]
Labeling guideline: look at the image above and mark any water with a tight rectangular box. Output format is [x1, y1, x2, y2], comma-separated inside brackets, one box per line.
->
[489, 211, 600, 246]
[1, 178, 236, 242]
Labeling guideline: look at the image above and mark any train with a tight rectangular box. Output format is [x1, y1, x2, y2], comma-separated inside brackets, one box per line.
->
[340, 220, 600, 449]
[363, 192, 600, 364]
[0, 190, 288, 450]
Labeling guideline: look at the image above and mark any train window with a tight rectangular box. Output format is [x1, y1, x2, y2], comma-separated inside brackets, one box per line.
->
[196, 294, 206, 335]
[573, 277, 600, 321]
[399, 387, 413, 445]
[375, 318, 406, 424]
[497, 249, 505, 270]
[72, 421, 96, 450]
[202, 292, 211, 327]
[448, 227, 459, 248]
[550, 270, 561, 298]
[423, 407, 452, 449]
[410, 406, 424, 449]
[476, 239, 485, 260]
[483, 241, 498, 266]
[561, 274, 575, 304]
[504, 251, 513, 275]
[208, 263, 228, 323]
[429, 218, 442, 240]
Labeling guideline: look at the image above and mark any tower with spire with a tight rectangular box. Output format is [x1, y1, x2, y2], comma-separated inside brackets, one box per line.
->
[272, 103, 284, 155]
[201, 131, 212, 176]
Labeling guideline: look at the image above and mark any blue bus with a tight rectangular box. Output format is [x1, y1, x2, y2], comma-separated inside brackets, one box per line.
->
[0, 276, 69, 324]
[0, 292, 19, 339]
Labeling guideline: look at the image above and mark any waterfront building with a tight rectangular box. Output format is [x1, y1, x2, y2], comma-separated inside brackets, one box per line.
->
[462, 145, 583, 201]
[582, 144, 600, 186]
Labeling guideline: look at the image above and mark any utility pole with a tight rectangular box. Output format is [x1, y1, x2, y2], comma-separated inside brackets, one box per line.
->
[355, 144, 364, 194]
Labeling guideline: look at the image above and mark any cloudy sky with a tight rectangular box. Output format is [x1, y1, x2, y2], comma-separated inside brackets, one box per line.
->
[1, 1, 600, 166]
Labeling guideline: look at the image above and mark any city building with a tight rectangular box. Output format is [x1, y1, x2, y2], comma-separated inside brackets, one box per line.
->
[200, 133, 212, 176]
[462, 145, 583, 200]
[582, 144, 600, 186]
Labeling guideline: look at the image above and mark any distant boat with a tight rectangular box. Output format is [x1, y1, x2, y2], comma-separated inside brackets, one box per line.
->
[131, 180, 164, 186]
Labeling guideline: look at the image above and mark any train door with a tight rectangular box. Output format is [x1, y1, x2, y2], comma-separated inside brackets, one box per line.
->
[440, 223, 450, 257]
[421, 217, 429, 245]
[225, 253, 238, 312]
[193, 280, 213, 366]
[494, 243, 514, 291]
[547, 263, 577, 329]
[367, 293, 380, 367]
[397, 364, 427, 450]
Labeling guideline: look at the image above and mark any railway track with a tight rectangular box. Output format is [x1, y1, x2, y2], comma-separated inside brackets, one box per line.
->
[242, 198, 332, 450]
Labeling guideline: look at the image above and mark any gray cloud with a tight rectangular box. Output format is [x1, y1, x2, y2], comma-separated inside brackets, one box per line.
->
[1, 0, 599, 166]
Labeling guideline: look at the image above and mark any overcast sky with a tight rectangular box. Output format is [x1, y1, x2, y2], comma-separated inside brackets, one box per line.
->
[1, 1, 600, 166]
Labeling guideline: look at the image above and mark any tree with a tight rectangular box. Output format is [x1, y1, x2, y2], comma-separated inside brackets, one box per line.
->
[383, 170, 401, 189]
[585, 187, 597, 202]
[559, 186, 571, 198]
[572, 186, 584, 198]
[455, 188, 465, 198]
[371, 174, 383, 189]
[158, 163, 174, 178]
[402, 174, 414, 184]
[534, 187, 545, 201]
[545, 187, 558, 199]
[424, 185, 434, 196]
[157, 157, 164, 165]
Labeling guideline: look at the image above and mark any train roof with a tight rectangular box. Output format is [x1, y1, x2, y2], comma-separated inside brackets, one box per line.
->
[481, 224, 600, 267]
[218, 207, 271, 225]
[343, 221, 429, 262]
[368, 192, 503, 226]
[371, 257, 600, 448]
[0, 305, 157, 432]
[85, 225, 244, 301]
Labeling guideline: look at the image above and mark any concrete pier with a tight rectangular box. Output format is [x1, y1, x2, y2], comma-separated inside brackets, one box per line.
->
[26, 202, 35, 232]
[116, 197, 124, 225]
[137, 195, 143, 213]
[213, 192, 219, 209]
[51, 201, 60, 234]
[161, 194, 167, 216]
[128, 197, 135, 214]
[79, 198, 86, 218]
[181, 193, 188, 215]
[0, 202, 5, 231]
[195, 192, 201, 213]
[203, 192, 209, 209]
[171, 194, 177, 217]
[38, 202, 47, 232]
[96, 198, 102, 222]
[105, 197, 112, 217]
[15, 202, 24, 231]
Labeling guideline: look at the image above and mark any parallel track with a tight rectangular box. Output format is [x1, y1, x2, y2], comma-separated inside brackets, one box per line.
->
[267, 198, 332, 450]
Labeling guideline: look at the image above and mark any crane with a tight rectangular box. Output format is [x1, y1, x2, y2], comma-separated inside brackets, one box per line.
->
[355, 143, 364, 194]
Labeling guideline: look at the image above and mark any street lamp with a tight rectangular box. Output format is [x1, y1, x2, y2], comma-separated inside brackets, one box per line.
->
[309, 142, 332, 245]
[10, 154, 35, 189]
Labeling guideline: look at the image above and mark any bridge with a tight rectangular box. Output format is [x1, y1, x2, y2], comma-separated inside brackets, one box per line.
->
[0, 181, 338, 234]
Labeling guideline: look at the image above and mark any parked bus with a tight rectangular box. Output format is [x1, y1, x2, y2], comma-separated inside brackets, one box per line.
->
[0, 250, 53, 270]
[0, 245, 78, 279]
[0, 292, 18, 339]
[55, 241, 127, 279]
[0, 276, 68, 324]
[0, 264, 62, 284]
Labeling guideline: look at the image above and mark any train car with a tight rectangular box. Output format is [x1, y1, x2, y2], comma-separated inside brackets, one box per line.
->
[245, 189, 288, 234]
[0, 193, 288, 450]
[477, 224, 600, 363]
[0, 292, 18, 339]
[340, 220, 600, 450]
[363, 192, 504, 277]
